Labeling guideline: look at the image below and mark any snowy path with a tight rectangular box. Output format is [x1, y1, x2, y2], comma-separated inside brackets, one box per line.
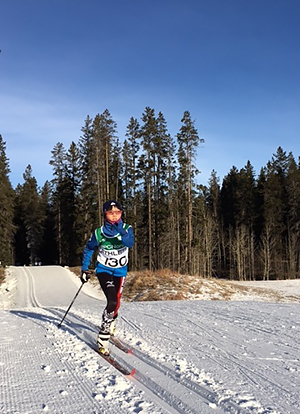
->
[1, 266, 300, 413]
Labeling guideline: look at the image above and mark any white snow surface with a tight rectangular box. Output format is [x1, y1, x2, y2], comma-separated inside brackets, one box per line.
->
[1, 266, 300, 414]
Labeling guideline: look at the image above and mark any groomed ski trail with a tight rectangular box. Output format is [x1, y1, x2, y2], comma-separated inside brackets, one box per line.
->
[2, 265, 300, 413]
[46, 308, 221, 413]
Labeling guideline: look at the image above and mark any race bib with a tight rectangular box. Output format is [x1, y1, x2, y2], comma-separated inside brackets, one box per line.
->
[97, 246, 129, 268]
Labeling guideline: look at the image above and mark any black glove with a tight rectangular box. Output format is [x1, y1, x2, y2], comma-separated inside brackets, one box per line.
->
[80, 270, 92, 283]
[114, 220, 127, 236]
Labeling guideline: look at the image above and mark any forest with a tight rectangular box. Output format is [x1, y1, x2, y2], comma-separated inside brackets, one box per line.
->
[1, 107, 300, 281]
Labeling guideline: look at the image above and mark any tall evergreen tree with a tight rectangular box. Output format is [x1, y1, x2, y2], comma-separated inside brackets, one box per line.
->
[39, 181, 58, 264]
[204, 171, 221, 277]
[0, 135, 15, 266]
[16, 165, 44, 265]
[122, 117, 140, 269]
[78, 116, 98, 240]
[64, 141, 81, 264]
[139, 107, 157, 270]
[49, 142, 67, 264]
[176, 111, 203, 274]
[157, 112, 177, 270]
[260, 147, 289, 279]
[286, 154, 300, 277]
[123, 117, 140, 211]
[220, 166, 240, 229]
[152, 112, 174, 269]
[50, 141, 81, 265]
[220, 163, 257, 280]
[110, 138, 123, 201]
[92, 110, 118, 222]
[14, 184, 29, 265]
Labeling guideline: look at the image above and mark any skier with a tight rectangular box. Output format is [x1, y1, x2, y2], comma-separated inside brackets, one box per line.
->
[81, 200, 134, 355]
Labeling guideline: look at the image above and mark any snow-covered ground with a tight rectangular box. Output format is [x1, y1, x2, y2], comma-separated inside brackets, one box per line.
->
[1, 266, 300, 414]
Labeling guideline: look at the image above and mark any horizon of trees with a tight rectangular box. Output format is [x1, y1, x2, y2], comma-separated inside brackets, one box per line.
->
[1, 107, 300, 281]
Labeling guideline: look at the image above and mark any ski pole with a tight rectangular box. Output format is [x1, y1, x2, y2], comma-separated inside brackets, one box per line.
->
[57, 282, 84, 328]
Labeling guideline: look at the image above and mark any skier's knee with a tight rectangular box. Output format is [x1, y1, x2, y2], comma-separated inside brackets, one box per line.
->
[106, 299, 117, 314]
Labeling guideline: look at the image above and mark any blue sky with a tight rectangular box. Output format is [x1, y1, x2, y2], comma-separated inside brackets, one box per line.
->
[1, 0, 300, 188]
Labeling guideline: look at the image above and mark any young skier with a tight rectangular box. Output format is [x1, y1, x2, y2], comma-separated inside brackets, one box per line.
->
[81, 200, 134, 355]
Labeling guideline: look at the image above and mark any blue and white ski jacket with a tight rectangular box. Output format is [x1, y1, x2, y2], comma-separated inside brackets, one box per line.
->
[81, 221, 134, 277]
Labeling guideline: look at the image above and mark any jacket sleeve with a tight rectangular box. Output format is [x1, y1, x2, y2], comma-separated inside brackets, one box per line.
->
[121, 225, 134, 248]
[81, 232, 98, 271]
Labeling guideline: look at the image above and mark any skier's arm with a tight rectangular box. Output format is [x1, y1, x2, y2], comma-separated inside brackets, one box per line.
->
[81, 232, 98, 271]
[120, 225, 134, 248]
[114, 222, 134, 248]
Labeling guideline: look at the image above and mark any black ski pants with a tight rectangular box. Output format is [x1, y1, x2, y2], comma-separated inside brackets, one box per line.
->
[96, 272, 125, 317]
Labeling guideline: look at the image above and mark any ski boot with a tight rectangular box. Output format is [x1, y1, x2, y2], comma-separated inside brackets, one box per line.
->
[97, 310, 114, 355]
[97, 332, 110, 355]
[110, 316, 118, 336]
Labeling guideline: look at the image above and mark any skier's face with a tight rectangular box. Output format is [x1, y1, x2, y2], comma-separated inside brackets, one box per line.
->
[105, 207, 122, 224]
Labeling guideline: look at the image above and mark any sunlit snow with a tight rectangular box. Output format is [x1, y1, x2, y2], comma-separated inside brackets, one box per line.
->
[1, 266, 300, 413]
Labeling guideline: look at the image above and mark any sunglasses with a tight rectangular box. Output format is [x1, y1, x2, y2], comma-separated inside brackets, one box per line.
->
[105, 210, 122, 216]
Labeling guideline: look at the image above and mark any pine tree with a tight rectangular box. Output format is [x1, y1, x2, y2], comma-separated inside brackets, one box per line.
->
[78, 116, 98, 241]
[16, 165, 44, 265]
[220, 163, 257, 280]
[50, 142, 67, 264]
[0, 135, 15, 266]
[205, 171, 221, 277]
[220, 167, 238, 279]
[64, 142, 81, 265]
[50, 141, 82, 265]
[176, 111, 203, 274]
[139, 107, 157, 270]
[152, 112, 169, 268]
[92, 110, 118, 222]
[14, 184, 29, 265]
[285, 153, 300, 278]
[123, 117, 140, 211]
[237, 162, 257, 280]
[122, 117, 140, 269]
[157, 112, 177, 270]
[110, 138, 123, 201]
[39, 181, 57, 264]
[261, 147, 289, 279]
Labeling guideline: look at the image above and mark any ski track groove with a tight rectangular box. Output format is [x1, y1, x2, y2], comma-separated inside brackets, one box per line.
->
[46, 308, 208, 414]
[142, 304, 297, 413]
[185, 311, 298, 413]
[43, 333, 118, 414]
[15, 269, 134, 414]
[186, 315, 296, 394]
[48, 308, 257, 414]
[17, 268, 298, 413]
[22, 266, 41, 308]
[121, 315, 142, 331]
[210, 308, 300, 349]
[111, 338, 252, 414]
[110, 307, 290, 414]
[3, 311, 121, 414]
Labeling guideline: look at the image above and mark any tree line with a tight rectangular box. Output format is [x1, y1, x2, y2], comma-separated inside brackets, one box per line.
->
[1, 107, 300, 281]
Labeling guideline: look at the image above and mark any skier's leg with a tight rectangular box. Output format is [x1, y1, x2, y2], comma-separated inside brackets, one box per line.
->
[110, 276, 125, 335]
[96, 272, 118, 354]
[97, 272, 119, 313]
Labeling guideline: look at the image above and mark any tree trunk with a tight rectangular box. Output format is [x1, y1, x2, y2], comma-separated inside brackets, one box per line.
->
[148, 179, 152, 271]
